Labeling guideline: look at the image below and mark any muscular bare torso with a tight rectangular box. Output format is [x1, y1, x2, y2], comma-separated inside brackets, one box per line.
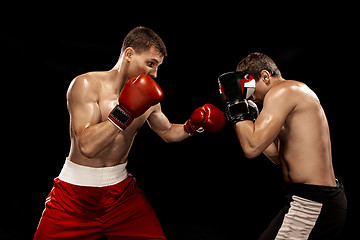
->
[274, 81, 336, 186]
[67, 71, 157, 167]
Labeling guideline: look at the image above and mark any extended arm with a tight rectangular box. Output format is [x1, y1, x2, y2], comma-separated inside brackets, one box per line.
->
[147, 104, 189, 143]
[148, 103, 226, 142]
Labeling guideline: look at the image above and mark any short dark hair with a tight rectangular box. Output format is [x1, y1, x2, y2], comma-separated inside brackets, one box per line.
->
[236, 52, 281, 80]
[121, 26, 167, 57]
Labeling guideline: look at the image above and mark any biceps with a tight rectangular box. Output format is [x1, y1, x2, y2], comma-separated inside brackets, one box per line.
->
[147, 110, 172, 134]
[252, 110, 285, 150]
[69, 101, 101, 136]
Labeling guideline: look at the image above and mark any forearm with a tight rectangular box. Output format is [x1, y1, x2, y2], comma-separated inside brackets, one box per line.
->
[234, 120, 276, 159]
[263, 139, 280, 165]
[156, 123, 189, 143]
[234, 120, 282, 162]
[77, 120, 120, 158]
[234, 121, 260, 158]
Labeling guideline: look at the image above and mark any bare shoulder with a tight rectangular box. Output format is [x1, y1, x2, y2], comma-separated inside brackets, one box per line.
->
[67, 72, 103, 103]
[263, 80, 308, 115]
[267, 80, 317, 102]
[264, 80, 320, 120]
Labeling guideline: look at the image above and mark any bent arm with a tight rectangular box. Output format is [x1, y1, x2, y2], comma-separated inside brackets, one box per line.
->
[234, 88, 294, 159]
[147, 104, 189, 143]
[75, 120, 120, 158]
[67, 77, 120, 158]
[234, 120, 275, 159]
[263, 138, 281, 165]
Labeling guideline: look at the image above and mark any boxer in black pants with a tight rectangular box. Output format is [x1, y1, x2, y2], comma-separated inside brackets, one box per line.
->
[218, 52, 347, 239]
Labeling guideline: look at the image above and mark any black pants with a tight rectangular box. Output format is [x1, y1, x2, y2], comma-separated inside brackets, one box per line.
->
[259, 179, 347, 240]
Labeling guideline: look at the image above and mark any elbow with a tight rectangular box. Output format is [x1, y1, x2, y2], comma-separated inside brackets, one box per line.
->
[242, 145, 262, 159]
[79, 143, 98, 159]
[243, 150, 259, 159]
[161, 137, 179, 143]
[160, 136, 172, 143]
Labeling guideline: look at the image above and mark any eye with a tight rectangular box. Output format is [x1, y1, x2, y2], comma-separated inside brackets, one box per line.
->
[147, 61, 155, 68]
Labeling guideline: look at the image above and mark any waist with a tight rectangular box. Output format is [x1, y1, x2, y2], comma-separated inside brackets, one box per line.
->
[58, 158, 129, 187]
[283, 178, 347, 209]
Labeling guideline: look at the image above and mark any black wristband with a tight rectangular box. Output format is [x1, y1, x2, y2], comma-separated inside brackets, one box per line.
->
[108, 105, 134, 130]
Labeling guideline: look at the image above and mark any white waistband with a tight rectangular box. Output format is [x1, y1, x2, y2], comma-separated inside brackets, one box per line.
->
[58, 158, 128, 187]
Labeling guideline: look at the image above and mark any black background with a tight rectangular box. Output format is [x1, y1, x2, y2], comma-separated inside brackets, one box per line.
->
[2, 4, 358, 239]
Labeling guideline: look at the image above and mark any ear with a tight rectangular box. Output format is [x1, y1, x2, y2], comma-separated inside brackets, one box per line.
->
[124, 47, 135, 62]
[260, 70, 271, 85]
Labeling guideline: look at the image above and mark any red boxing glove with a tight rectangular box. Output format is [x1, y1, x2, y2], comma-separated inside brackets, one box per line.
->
[108, 74, 164, 130]
[184, 103, 226, 136]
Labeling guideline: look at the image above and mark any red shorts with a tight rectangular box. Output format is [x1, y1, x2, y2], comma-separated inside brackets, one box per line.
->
[34, 160, 166, 240]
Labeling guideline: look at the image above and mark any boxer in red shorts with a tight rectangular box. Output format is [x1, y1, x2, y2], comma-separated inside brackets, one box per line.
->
[34, 26, 226, 240]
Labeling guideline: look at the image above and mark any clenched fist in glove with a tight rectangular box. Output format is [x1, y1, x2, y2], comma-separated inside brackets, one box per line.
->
[108, 74, 164, 130]
[184, 104, 226, 136]
[218, 71, 257, 124]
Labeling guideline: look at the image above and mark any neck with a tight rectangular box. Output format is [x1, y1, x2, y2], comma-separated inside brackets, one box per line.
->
[111, 56, 128, 94]
[272, 77, 286, 86]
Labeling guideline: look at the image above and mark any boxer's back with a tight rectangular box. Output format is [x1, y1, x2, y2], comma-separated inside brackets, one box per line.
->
[273, 81, 336, 185]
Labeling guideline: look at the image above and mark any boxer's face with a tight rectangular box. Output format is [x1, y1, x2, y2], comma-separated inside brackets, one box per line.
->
[125, 45, 164, 79]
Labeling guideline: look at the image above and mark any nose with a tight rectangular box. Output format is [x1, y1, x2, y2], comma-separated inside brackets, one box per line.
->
[148, 68, 158, 79]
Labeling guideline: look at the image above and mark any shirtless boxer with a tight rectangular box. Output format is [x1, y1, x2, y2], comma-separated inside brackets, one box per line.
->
[218, 52, 347, 239]
[34, 26, 225, 240]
